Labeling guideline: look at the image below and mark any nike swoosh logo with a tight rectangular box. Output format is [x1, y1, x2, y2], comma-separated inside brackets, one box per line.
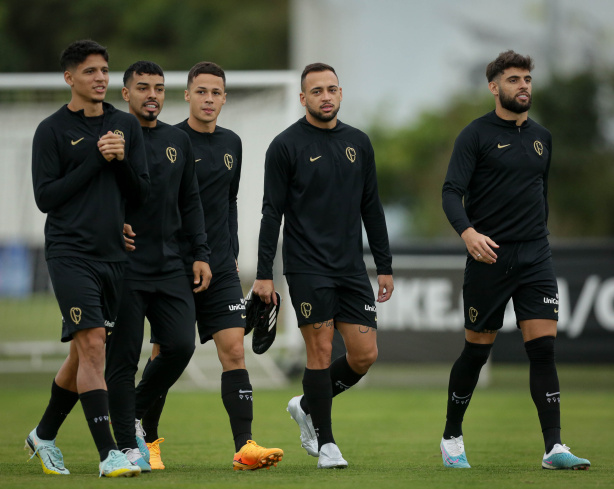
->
[195, 159, 202, 162]
[239, 389, 252, 394]
[310, 156, 322, 162]
[497, 143, 510, 149]
[546, 392, 560, 397]
[452, 392, 471, 399]
[554, 308, 558, 313]
[71, 137, 84, 145]
[241, 314, 246, 319]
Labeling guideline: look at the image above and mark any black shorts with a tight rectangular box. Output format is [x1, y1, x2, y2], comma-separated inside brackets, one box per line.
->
[192, 269, 246, 344]
[463, 237, 559, 332]
[116, 275, 195, 351]
[286, 272, 377, 328]
[46, 256, 125, 342]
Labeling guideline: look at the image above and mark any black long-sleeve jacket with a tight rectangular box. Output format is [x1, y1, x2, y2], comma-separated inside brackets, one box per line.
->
[32, 102, 149, 261]
[124, 121, 209, 280]
[442, 110, 552, 242]
[257, 117, 393, 279]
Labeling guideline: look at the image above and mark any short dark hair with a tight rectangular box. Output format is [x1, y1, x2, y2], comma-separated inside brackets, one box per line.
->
[60, 40, 108, 71]
[486, 50, 534, 82]
[123, 60, 164, 86]
[301, 63, 338, 90]
[187, 62, 226, 88]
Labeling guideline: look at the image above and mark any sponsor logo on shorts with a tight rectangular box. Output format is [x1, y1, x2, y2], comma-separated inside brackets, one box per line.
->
[300, 302, 312, 318]
[364, 304, 376, 312]
[228, 303, 246, 311]
[104, 320, 115, 328]
[468, 307, 478, 323]
[70, 307, 82, 324]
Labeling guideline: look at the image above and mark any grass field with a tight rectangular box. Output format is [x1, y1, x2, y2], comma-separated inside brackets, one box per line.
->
[1, 366, 612, 489]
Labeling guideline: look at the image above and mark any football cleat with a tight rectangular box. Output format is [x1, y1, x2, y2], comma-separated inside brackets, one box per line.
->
[440, 436, 471, 468]
[135, 419, 150, 463]
[147, 438, 165, 470]
[122, 447, 151, 472]
[317, 443, 348, 469]
[232, 440, 283, 471]
[287, 395, 318, 457]
[542, 444, 590, 470]
[25, 427, 70, 475]
[99, 449, 141, 477]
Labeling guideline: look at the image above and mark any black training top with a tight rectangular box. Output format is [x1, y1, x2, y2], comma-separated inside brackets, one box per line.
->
[256, 116, 393, 279]
[442, 110, 552, 243]
[32, 102, 149, 262]
[175, 120, 241, 275]
[124, 120, 209, 280]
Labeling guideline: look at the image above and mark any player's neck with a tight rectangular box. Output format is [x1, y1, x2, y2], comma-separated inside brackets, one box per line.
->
[188, 116, 216, 133]
[305, 112, 337, 130]
[67, 96, 104, 117]
[495, 106, 528, 126]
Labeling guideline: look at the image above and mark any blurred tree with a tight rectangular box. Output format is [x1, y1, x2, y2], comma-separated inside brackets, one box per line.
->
[370, 71, 614, 239]
[0, 0, 288, 72]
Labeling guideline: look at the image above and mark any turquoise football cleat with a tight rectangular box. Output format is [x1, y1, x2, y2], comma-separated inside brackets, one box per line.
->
[542, 444, 590, 470]
[440, 436, 471, 468]
[25, 427, 70, 475]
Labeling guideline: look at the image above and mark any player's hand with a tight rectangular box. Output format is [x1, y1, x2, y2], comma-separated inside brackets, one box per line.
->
[98, 131, 125, 161]
[253, 279, 277, 305]
[461, 227, 499, 264]
[377, 274, 394, 303]
[235, 259, 240, 273]
[193, 261, 212, 293]
[123, 223, 136, 251]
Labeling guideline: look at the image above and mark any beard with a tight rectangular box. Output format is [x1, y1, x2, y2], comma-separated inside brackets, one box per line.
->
[306, 102, 340, 123]
[499, 90, 532, 114]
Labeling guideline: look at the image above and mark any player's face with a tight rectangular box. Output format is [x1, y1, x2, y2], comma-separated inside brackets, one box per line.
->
[300, 70, 342, 127]
[122, 73, 165, 127]
[185, 74, 226, 125]
[494, 67, 532, 114]
[64, 54, 109, 104]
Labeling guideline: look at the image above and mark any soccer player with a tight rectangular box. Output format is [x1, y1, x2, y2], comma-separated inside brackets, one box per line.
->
[137, 61, 283, 471]
[105, 61, 211, 472]
[253, 63, 394, 469]
[439, 50, 590, 470]
[27, 40, 149, 477]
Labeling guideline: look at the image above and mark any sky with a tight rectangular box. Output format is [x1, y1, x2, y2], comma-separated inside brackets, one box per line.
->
[290, 0, 614, 126]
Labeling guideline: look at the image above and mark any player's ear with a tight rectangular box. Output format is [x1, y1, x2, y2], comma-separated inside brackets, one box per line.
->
[64, 71, 73, 87]
[184, 89, 190, 103]
[339, 86, 343, 102]
[299, 92, 306, 107]
[121, 86, 130, 102]
[488, 81, 499, 96]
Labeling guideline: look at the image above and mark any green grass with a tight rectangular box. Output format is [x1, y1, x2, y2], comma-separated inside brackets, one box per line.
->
[1, 368, 612, 489]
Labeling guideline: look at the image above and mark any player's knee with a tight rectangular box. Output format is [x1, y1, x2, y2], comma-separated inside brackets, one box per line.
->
[460, 340, 492, 367]
[348, 346, 378, 373]
[525, 335, 556, 364]
[221, 341, 245, 365]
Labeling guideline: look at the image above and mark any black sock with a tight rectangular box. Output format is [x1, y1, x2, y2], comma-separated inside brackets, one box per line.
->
[221, 369, 253, 451]
[140, 358, 168, 443]
[525, 336, 561, 453]
[79, 389, 117, 461]
[36, 380, 79, 441]
[142, 393, 167, 443]
[300, 354, 364, 415]
[303, 367, 334, 450]
[443, 340, 492, 439]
